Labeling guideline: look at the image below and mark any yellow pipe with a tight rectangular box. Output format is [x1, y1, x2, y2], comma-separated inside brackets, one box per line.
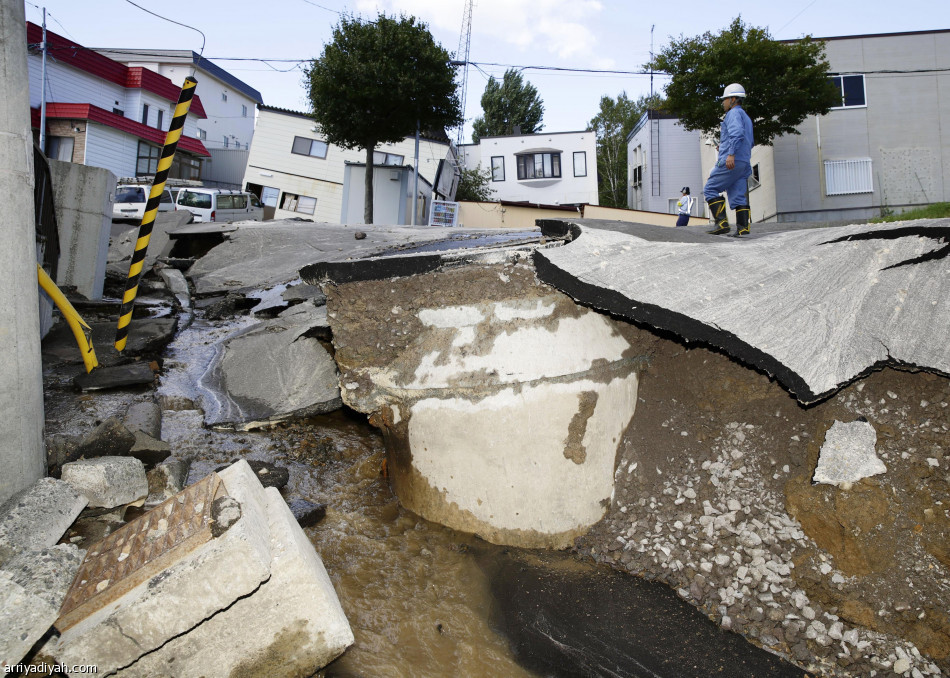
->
[37, 264, 98, 373]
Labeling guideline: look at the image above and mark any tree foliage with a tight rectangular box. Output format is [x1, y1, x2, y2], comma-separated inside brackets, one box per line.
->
[305, 13, 461, 223]
[588, 93, 662, 208]
[471, 69, 544, 142]
[645, 17, 840, 146]
[454, 166, 495, 202]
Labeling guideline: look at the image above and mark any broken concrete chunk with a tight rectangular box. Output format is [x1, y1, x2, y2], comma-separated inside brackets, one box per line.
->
[61, 457, 149, 509]
[117, 484, 353, 677]
[1, 544, 86, 609]
[0, 478, 87, 566]
[123, 401, 162, 439]
[201, 315, 342, 430]
[158, 266, 191, 310]
[128, 431, 172, 467]
[281, 282, 326, 306]
[48, 465, 272, 675]
[813, 420, 886, 487]
[74, 362, 157, 391]
[288, 499, 327, 528]
[71, 416, 136, 460]
[0, 576, 59, 669]
[146, 457, 192, 505]
[0, 544, 85, 669]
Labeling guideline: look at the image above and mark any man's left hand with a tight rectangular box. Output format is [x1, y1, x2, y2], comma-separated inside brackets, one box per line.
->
[726, 154, 735, 170]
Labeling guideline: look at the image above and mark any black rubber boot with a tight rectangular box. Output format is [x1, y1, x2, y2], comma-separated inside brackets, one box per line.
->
[730, 207, 751, 237]
[706, 197, 730, 235]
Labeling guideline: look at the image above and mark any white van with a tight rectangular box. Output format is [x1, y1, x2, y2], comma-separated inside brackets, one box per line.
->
[175, 188, 264, 223]
[113, 184, 177, 222]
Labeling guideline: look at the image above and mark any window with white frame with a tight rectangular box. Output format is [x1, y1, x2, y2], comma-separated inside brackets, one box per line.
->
[281, 192, 317, 214]
[291, 136, 328, 159]
[222, 92, 228, 102]
[242, 104, 248, 117]
[573, 151, 587, 177]
[157, 109, 164, 130]
[828, 74, 866, 108]
[223, 136, 229, 149]
[197, 128, 207, 140]
[373, 151, 404, 165]
[824, 158, 873, 195]
[491, 156, 505, 182]
[748, 163, 761, 190]
[517, 152, 561, 180]
[141, 103, 149, 125]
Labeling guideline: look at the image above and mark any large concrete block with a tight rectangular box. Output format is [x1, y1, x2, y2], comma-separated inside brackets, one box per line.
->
[117, 484, 353, 676]
[0, 478, 87, 566]
[48, 465, 272, 675]
[48, 159, 115, 300]
[61, 456, 148, 509]
[0, 545, 84, 669]
[326, 263, 641, 548]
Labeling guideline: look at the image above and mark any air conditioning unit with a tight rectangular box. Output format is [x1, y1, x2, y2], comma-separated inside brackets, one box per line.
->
[390, 170, 401, 181]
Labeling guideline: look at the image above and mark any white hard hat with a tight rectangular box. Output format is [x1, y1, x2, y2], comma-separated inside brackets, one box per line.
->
[720, 83, 746, 99]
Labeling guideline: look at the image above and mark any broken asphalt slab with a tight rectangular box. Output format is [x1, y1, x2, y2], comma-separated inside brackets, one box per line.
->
[193, 306, 341, 430]
[533, 218, 950, 404]
[185, 220, 542, 296]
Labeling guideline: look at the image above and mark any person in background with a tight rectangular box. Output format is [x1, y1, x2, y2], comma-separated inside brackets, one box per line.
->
[675, 187, 693, 227]
[704, 83, 754, 237]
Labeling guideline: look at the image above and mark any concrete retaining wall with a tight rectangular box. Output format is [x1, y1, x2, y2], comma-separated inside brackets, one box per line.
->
[48, 159, 115, 300]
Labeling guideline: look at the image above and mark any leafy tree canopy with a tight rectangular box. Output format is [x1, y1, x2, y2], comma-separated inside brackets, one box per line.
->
[305, 13, 461, 222]
[588, 93, 662, 207]
[454, 166, 495, 202]
[645, 17, 840, 146]
[471, 69, 544, 142]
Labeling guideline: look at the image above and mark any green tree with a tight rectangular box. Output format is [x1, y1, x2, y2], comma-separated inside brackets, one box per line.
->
[645, 17, 839, 146]
[306, 13, 461, 223]
[588, 93, 662, 207]
[454, 166, 495, 202]
[471, 69, 544, 142]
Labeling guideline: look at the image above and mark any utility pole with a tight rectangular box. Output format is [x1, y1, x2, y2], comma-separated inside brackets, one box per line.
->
[0, 0, 46, 504]
[39, 7, 48, 153]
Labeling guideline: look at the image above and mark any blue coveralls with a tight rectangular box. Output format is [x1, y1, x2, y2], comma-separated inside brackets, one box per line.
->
[703, 104, 753, 208]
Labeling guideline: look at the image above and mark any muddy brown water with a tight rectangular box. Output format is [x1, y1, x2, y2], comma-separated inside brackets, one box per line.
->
[256, 411, 804, 678]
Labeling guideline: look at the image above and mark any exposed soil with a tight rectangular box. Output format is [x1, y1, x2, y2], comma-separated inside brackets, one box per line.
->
[575, 321, 949, 676]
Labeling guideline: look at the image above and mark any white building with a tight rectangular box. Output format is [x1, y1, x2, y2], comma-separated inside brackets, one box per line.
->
[242, 105, 457, 224]
[27, 23, 209, 180]
[94, 49, 262, 153]
[459, 131, 598, 206]
[626, 111, 704, 216]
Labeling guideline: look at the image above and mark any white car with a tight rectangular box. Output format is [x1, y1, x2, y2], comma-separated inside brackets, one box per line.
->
[175, 188, 263, 223]
[112, 184, 176, 223]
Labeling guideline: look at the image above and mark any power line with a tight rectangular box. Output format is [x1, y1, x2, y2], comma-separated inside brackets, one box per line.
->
[121, 0, 206, 62]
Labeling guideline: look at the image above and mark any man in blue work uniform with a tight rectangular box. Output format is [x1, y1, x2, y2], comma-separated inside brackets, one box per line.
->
[704, 83, 754, 237]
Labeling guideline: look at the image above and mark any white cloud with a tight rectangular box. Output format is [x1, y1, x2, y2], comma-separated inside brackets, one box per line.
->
[354, 0, 608, 64]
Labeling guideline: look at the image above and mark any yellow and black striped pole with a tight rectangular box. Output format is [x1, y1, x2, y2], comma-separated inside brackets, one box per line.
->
[115, 76, 197, 351]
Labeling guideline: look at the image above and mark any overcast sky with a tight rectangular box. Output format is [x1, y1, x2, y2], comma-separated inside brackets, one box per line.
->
[23, 0, 950, 142]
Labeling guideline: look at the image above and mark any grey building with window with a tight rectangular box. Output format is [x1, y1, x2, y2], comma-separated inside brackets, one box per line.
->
[626, 111, 704, 215]
[720, 29, 950, 223]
